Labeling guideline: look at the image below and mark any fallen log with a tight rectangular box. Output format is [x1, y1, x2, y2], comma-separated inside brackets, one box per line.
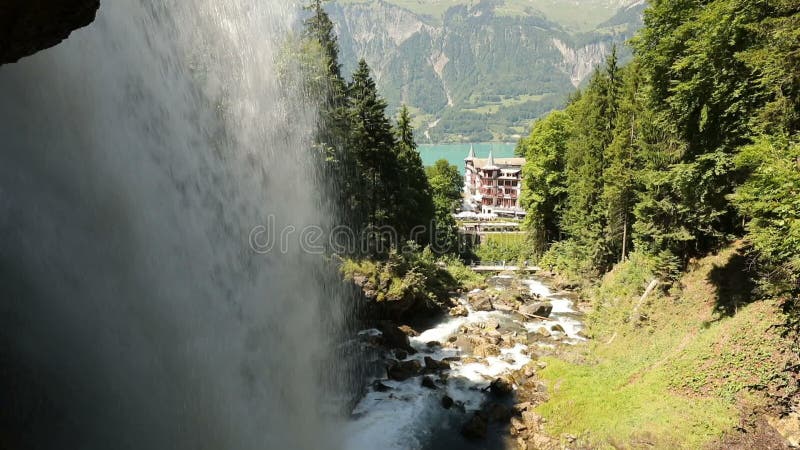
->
[517, 312, 551, 321]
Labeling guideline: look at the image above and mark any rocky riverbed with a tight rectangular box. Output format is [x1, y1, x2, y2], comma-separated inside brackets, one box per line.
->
[344, 275, 587, 450]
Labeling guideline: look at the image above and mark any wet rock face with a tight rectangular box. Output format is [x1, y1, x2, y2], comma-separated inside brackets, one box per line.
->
[423, 356, 450, 372]
[441, 395, 454, 409]
[490, 377, 514, 397]
[1, 0, 100, 65]
[376, 321, 417, 354]
[386, 359, 422, 381]
[420, 376, 437, 390]
[461, 412, 488, 440]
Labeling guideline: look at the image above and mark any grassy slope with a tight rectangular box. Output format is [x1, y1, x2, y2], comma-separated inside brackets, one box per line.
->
[536, 245, 795, 448]
[335, 0, 625, 30]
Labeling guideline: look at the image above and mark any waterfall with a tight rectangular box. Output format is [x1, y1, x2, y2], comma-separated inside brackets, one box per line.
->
[0, 1, 347, 449]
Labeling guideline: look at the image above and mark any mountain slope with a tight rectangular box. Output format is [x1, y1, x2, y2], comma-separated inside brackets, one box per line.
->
[329, 0, 645, 143]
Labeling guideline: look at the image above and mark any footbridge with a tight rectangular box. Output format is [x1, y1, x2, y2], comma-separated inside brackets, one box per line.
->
[468, 261, 542, 273]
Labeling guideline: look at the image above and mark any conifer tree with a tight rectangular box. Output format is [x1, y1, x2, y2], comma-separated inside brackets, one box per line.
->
[347, 59, 398, 236]
[394, 105, 435, 243]
[602, 62, 641, 262]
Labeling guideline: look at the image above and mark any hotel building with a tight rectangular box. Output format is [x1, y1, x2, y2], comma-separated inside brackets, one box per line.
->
[463, 146, 526, 217]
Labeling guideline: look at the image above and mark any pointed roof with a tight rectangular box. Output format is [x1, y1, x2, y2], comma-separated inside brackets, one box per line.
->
[484, 149, 498, 169]
[465, 144, 476, 161]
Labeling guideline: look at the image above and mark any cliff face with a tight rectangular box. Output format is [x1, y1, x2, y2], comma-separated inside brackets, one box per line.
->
[552, 38, 614, 87]
[329, 1, 645, 142]
[0, 0, 100, 65]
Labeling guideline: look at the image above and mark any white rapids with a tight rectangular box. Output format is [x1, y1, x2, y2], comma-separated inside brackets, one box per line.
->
[344, 278, 585, 450]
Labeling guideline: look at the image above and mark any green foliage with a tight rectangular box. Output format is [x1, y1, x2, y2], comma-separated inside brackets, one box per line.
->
[732, 137, 800, 296]
[341, 244, 458, 306]
[426, 159, 462, 215]
[737, 0, 800, 135]
[304, 0, 345, 86]
[394, 105, 436, 241]
[425, 159, 463, 254]
[602, 59, 642, 262]
[559, 61, 621, 272]
[517, 110, 570, 254]
[539, 239, 596, 283]
[513, 3, 800, 443]
[341, 244, 487, 307]
[347, 59, 399, 235]
[474, 234, 535, 265]
[440, 256, 486, 291]
[515, 0, 799, 300]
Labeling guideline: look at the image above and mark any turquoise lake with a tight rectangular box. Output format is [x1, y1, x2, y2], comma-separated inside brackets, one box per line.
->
[418, 143, 518, 174]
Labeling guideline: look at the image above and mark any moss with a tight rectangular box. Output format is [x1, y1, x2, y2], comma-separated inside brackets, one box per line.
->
[340, 246, 472, 308]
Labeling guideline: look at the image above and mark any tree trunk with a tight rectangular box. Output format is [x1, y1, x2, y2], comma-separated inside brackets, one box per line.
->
[621, 214, 628, 262]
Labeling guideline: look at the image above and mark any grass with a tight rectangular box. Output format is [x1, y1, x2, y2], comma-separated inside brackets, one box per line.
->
[535, 245, 796, 448]
[538, 359, 735, 449]
[443, 257, 486, 290]
[463, 94, 549, 114]
[403, 104, 436, 130]
[335, 0, 468, 23]
[474, 233, 536, 264]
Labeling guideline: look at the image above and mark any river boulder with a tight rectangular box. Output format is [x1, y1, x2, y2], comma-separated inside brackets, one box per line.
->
[490, 377, 514, 397]
[461, 412, 488, 439]
[483, 319, 500, 330]
[535, 327, 551, 338]
[398, 325, 419, 337]
[423, 356, 451, 372]
[420, 376, 438, 390]
[376, 321, 416, 354]
[483, 402, 513, 422]
[473, 343, 501, 358]
[441, 395, 454, 409]
[468, 292, 494, 311]
[519, 302, 553, 318]
[449, 304, 468, 317]
[372, 380, 392, 392]
[386, 359, 421, 381]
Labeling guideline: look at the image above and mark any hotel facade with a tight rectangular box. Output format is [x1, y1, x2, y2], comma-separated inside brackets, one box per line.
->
[463, 146, 526, 217]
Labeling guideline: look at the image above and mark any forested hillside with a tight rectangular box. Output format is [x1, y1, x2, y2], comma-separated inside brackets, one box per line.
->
[327, 0, 645, 142]
[517, 0, 799, 297]
[513, 1, 799, 444]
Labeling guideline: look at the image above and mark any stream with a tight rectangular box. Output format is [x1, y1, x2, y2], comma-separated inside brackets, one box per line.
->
[345, 276, 586, 450]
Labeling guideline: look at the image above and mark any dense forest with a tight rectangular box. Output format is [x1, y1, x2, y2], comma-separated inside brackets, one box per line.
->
[298, 0, 427, 252]
[516, 0, 798, 312]
[507, 2, 800, 444]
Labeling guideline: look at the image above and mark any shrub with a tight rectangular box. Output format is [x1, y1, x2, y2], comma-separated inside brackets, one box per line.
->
[474, 234, 536, 264]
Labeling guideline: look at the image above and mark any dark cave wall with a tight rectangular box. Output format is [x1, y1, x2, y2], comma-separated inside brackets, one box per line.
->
[0, 0, 99, 65]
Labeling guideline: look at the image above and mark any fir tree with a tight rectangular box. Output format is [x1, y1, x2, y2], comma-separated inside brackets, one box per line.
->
[347, 59, 398, 237]
[394, 105, 435, 243]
